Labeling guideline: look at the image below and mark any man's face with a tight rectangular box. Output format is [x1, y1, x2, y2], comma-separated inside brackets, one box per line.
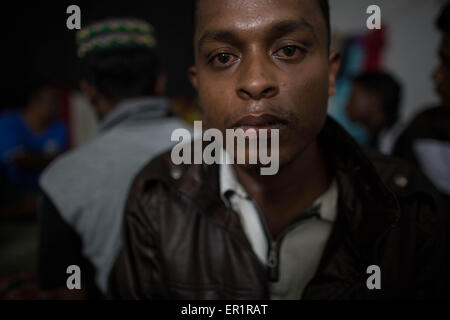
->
[433, 33, 450, 107]
[190, 0, 340, 170]
[347, 83, 383, 131]
[33, 86, 61, 122]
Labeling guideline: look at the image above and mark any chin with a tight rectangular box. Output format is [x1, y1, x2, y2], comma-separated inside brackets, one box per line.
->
[278, 140, 314, 168]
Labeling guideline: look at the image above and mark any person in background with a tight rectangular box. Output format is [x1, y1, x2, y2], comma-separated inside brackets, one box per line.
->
[0, 79, 68, 218]
[346, 71, 402, 154]
[392, 2, 450, 204]
[37, 18, 188, 299]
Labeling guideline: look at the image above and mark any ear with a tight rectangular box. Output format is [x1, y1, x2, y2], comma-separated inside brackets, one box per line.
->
[80, 80, 98, 105]
[188, 66, 198, 90]
[153, 73, 167, 96]
[328, 51, 341, 97]
[80, 79, 110, 118]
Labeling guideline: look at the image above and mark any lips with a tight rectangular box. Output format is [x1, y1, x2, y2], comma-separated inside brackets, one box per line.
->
[233, 114, 288, 131]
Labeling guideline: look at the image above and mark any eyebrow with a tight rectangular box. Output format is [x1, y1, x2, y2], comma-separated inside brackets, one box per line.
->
[197, 18, 319, 52]
[268, 19, 318, 42]
[198, 30, 242, 51]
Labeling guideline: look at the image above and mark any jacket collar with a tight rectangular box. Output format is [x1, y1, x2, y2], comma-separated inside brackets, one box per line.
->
[99, 96, 170, 132]
[146, 116, 401, 250]
[318, 117, 400, 257]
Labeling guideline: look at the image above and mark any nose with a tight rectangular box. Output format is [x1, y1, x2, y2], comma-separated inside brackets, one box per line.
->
[236, 53, 279, 101]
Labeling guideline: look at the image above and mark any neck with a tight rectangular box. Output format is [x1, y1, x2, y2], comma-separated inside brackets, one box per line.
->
[233, 139, 332, 237]
[96, 100, 116, 120]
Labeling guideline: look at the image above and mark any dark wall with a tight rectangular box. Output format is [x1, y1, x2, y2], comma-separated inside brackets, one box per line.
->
[3, 0, 196, 107]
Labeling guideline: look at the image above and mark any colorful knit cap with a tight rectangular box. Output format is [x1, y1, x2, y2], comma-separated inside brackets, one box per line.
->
[76, 18, 157, 58]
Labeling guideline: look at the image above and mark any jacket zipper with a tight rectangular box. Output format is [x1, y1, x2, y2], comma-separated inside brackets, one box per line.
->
[266, 220, 316, 282]
[267, 241, 278, 282]
[253, 201, 320, 282]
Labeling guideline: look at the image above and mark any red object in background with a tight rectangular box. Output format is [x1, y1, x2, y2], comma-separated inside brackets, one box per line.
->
[55, 84, 73, 149]
[364, 25, 388, 72]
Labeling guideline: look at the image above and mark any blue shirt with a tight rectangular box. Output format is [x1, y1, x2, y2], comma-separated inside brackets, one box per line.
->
[0, 110, 68, 189]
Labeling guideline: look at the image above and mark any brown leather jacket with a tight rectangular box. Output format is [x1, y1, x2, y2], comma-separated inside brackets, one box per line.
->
[108, 117, 448, 299]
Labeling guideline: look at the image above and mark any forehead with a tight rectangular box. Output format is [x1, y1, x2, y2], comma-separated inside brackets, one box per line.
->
[195, 0, 326, 46]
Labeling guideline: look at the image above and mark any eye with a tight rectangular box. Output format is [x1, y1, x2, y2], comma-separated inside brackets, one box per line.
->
[274, 45, 306, 60]
[209, 52, 239, 68]
[217, 53, 231, 64]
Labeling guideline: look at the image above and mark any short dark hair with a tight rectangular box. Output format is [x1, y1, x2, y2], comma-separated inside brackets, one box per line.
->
[317, 0, 330, 46]
[353, 72, 402, 129]
[80, 47, 160, 101]
[194, 0, 330, 48]
[436, 2, 450, 33]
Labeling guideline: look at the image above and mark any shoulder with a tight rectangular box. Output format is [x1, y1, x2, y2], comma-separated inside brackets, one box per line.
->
[125, 145, 218, 215]
[0, 111, 20, 128]
[363, 148, 446, 233]
[0, 110, 19, 120]
[127, 149, 193, 200]
[364, 147, 440, 202]
[365, 148, 447, 248]
[412, 105, 450, 119]
[49, 121, 68, 135]
[39, 142, 97, 195]
[363, 148, 447, 244]
[122, 150, 190, 229]
[0, 112, 24, 149]
[401, 106, 450, 133]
